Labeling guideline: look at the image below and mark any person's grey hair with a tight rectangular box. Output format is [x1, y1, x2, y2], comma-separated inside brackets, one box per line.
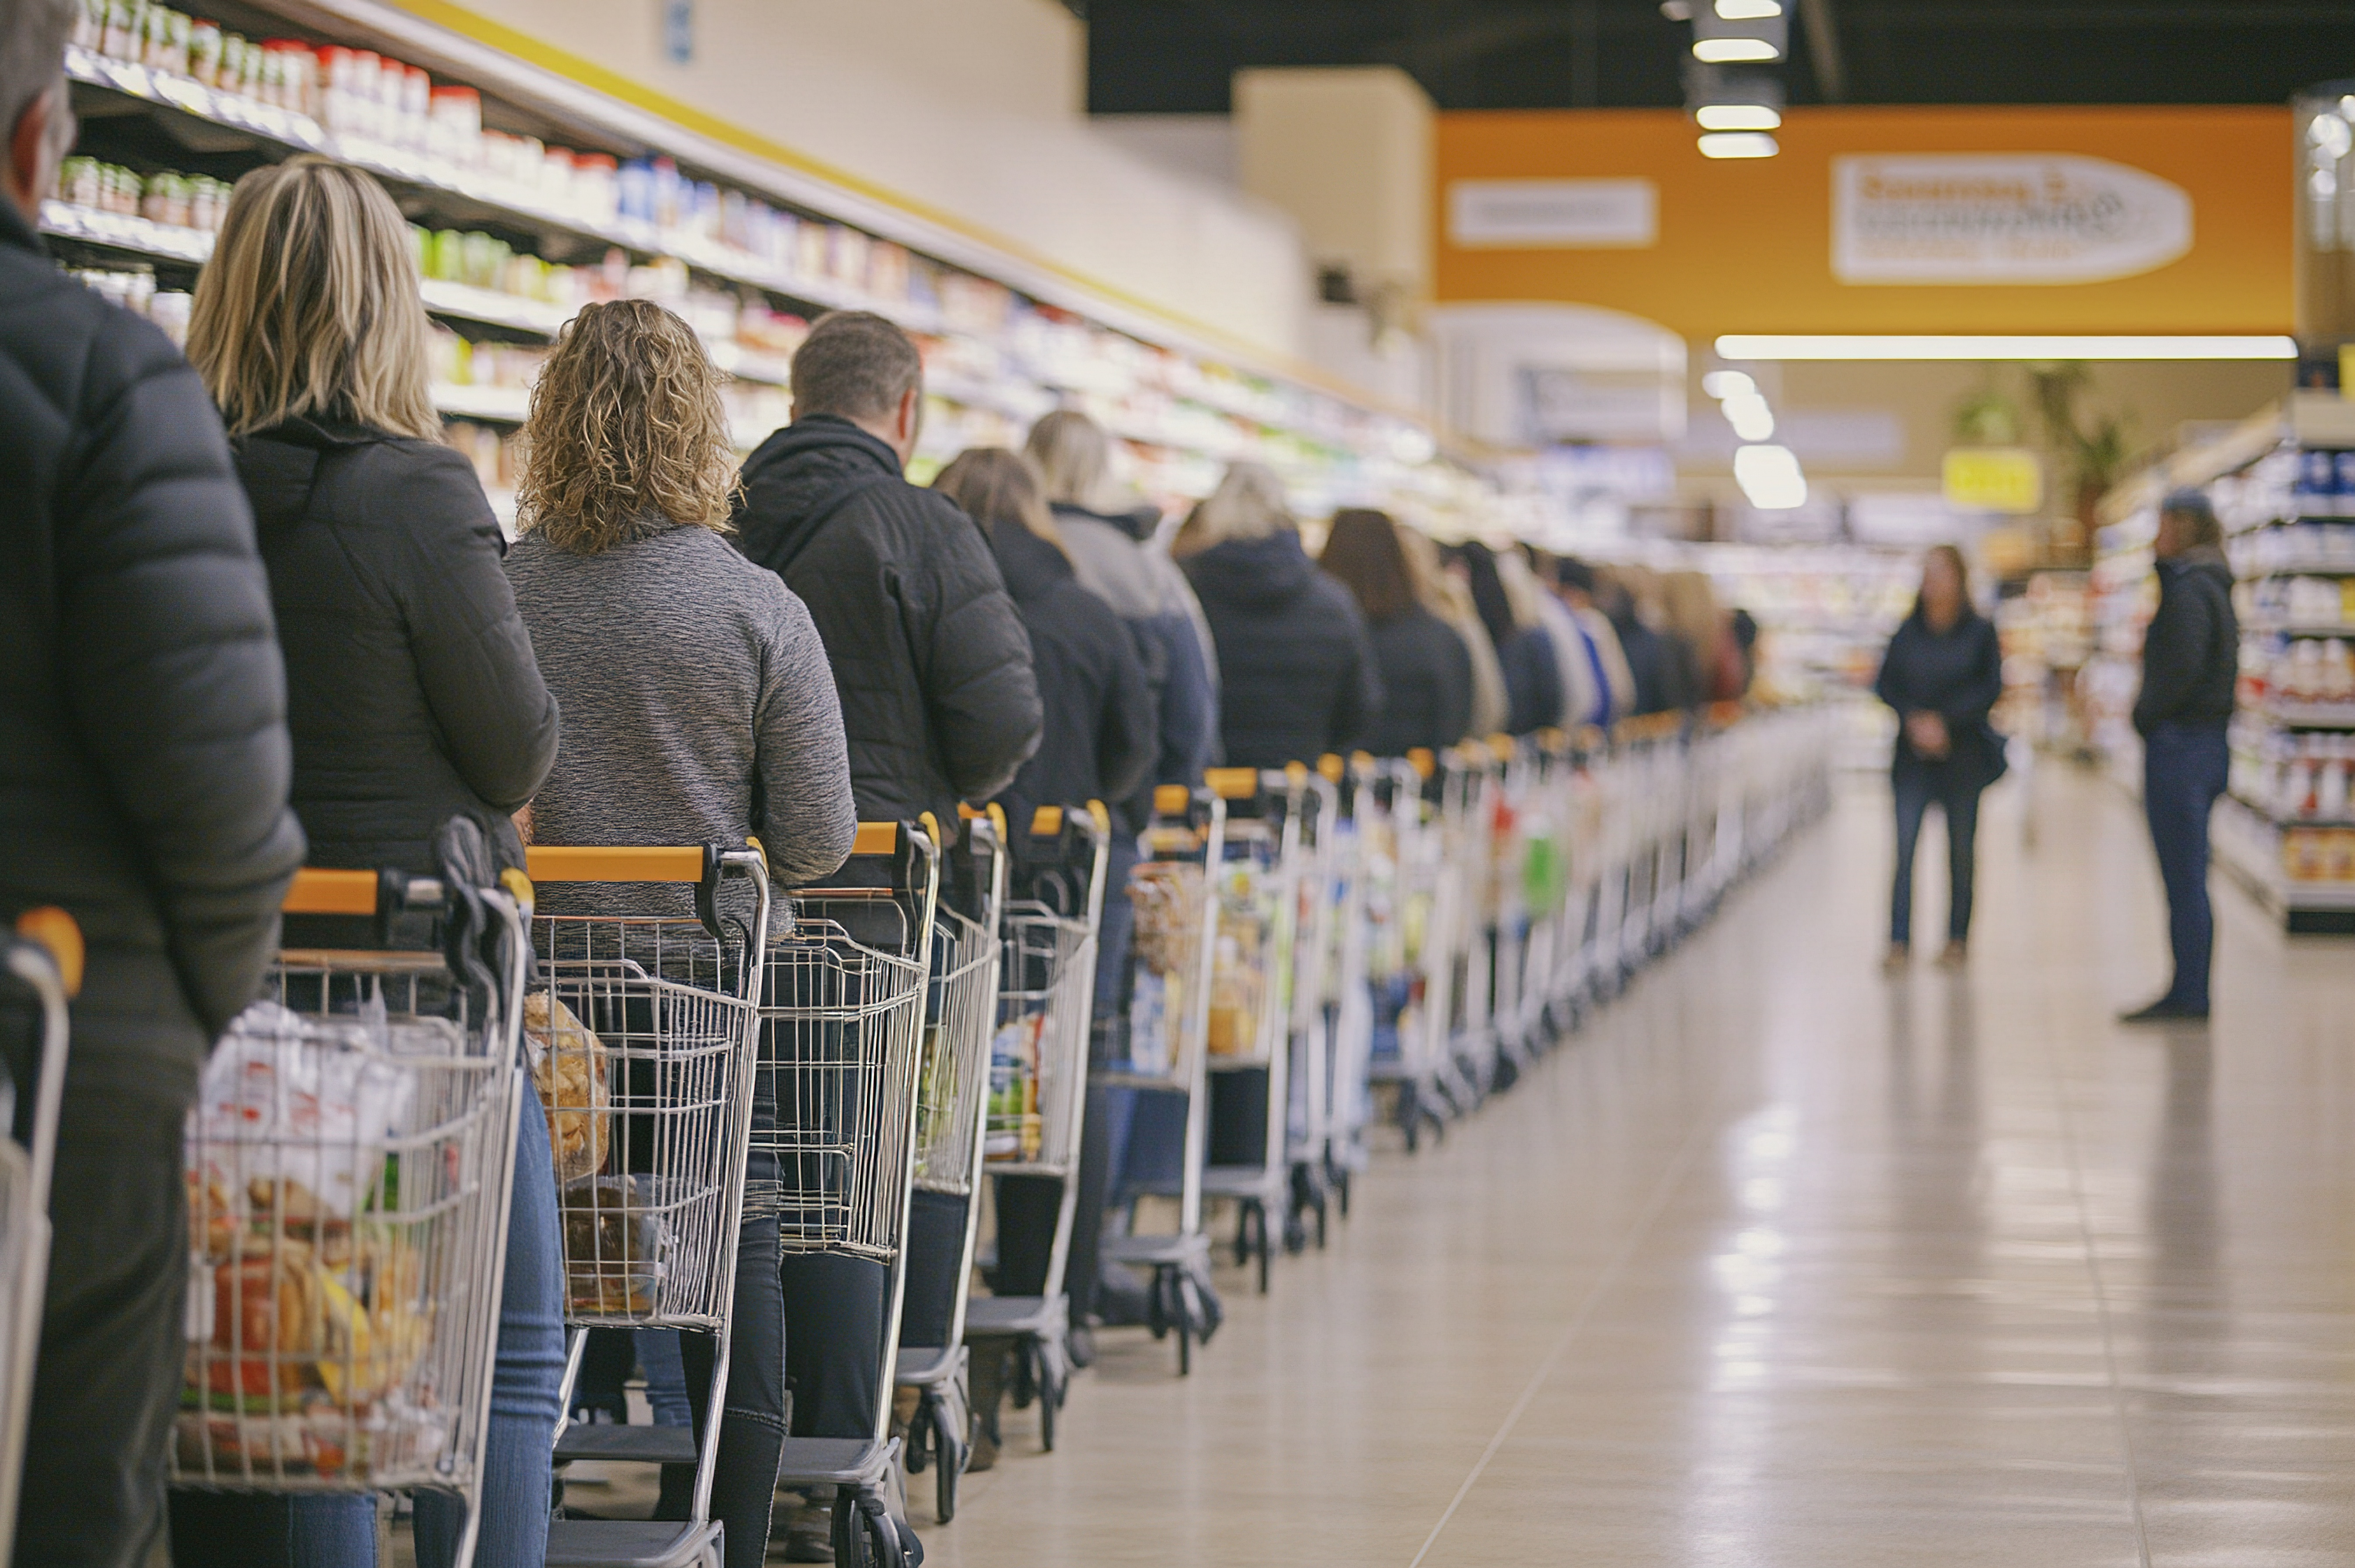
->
[790, 309, 922, 423]
[1174, 461, 1293, 557]
[1025, 409, 1110, 509]
[2161, 487, 2221, 548]
[0, 0, 72, 140]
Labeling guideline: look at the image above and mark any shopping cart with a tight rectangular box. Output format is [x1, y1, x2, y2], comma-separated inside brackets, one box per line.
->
[1436, 745, 1497, 1109]
[1198, 767, 1303, 1295]
[177, 861, 529, 1568]
[1282, 763, 1343, 1252]
[0, 910, 79, 1567]
[1479, 734, 1537, 1087]
[1365, 752, 1456, 1152]
[1318, 756, 1381, 1211]
[1100, 782, 1224, 1374]
[530, 843, 771, 1568]
[893, 808, 1007, 1526]
[961, 803, 1111, 1454]
[761, 820, 939, 1568]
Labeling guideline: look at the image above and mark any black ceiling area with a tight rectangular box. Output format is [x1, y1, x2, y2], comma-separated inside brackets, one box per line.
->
[1077, 1, 2355, 113]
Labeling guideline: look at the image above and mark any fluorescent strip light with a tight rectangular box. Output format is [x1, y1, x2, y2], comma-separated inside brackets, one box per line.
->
[1693, 36, 1781, 62]
[1714, 334, 2300, 361]
[1696, 104, 1781, 131]
[1700, 369, 1756, 399]
[1722, 392, 1776, 441]
[1715, 0, 1783, 16]
[1734, 444, 1807, 510]
[1698, 131, 1779, 159]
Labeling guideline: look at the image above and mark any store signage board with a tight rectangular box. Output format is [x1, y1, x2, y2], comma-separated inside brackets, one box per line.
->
[1942, 447, 2044, 514]
[1832, 155, 2192, 285]
[1449, 179, 1658, 248]
[1433, 108, 2291, 338]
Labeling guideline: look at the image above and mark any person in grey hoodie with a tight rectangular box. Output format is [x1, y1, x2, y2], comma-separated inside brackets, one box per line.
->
[505, 300, 856, 1568]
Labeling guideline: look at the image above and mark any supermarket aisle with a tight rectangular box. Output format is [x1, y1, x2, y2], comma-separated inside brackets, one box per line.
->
[921, 766, 2355, 1567]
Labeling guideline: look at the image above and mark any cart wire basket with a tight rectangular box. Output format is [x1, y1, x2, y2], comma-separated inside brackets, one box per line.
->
[0, 911, 79, 1564]
[529, 841, 772, 1566]
[176, 861, 528, 1568]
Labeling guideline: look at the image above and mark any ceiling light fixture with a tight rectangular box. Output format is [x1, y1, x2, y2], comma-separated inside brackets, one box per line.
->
[1714, 0, 1783, 17]
[1700, 370, 1757, 399]
[1733, 444, 1807, 510]
[1693, 36, 1779, 62]
[1714, 334, 2300, 360]
[1698, 131, 1779, 159]
[1721, 392, 1776, 441]
[1696, 103, 1781, 131]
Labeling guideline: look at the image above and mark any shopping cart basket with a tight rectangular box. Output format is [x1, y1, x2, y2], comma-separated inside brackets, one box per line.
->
[1197, 767, 1303, 1296]
[1364, 752, 1456, 1152]
[0, 911, 79, 1567]
[760, 820, 939, 1568]
[1101, 783, 1224, 1374]
[177, 862, 528, 1568]
[961, 803, 1110, 1454]
[1318, 756, 1381, 1213]
[1282, 763, 1344, 1252]
[1435, 745, 1496, 1111]
[894, 808, 1007, 1525]
[530, 843, 771, 1568]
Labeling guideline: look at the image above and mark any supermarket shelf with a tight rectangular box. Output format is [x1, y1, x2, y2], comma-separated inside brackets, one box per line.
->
[2262, 702, 2355, 729]
[2244, 622, 2355, 639]
[2211, 795, 2355, 931]
[417, 277, 571, 335]
[2228, 790, 2355, 830]
[39, 198, 212, 263]
[431, 382, 530, 422]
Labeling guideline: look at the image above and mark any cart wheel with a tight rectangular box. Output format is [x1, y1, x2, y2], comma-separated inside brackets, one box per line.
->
[831, 1487, 868, 1568]
[858, 1493, 907, 1568]
[1009, 1342, 1037, 1410]
[1145, 1267, 1170, 1340]
[1335, 1165, 1351, 1217]
[1258, 1217, 1273, 1292]
[933, 1398, 962, 1523]
[1173, 1272, 1197, 1376]
[1038, 1362, 1058, 1451]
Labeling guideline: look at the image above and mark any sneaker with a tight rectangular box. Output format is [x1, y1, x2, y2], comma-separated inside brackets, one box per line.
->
[1880, 944, 1909, 974]
[781, 1501, 834, 1563]
[1937, 941, 1967, 968]
[2119, 998, 2209, 1024]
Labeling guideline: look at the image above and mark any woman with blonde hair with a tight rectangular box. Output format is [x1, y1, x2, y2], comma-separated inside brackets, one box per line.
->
[505, 299, 855, 1568]
[1176, 461, 1381, 768]
[173, 155, 562, 1568]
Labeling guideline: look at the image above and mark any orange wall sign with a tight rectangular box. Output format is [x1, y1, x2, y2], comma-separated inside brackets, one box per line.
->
[1434, 107, 2293, 338]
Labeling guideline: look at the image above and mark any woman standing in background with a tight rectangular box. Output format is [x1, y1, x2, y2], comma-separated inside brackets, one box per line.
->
[1457, 540, 1562, 737]
[1874, 544, 2005, 971]
[1319, 508, 1476, 756]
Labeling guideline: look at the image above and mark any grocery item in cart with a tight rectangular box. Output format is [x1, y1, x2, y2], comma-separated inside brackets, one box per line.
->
[523, 991, 610, 1182]
[559, 1174, 676, 1315]
[194, 1003, 419, 1221]
[985, 1010, 1045, 1161]
[1124, 862, 1200, 1075]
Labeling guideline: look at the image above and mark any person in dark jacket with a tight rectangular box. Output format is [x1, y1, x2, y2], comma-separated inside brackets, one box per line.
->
[174, 157, 564, 1568]
[1175, 463, 1382, 770]
[1597, 566, 1685, 718]
[1457, 540, 1562, 737]
[930, 446, 1155, 1464]
[1874, 544, 2005, 970]
[0, 8, 305, 1560]
[1027, 410, 1219, 809]
[1319, 508, 1475, 756]
[733, 310, 1043, 836]
[2122, 491, 2239, 1023]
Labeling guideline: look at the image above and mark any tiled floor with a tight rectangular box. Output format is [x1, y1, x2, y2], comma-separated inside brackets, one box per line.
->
[917, 766, 2355, 1567]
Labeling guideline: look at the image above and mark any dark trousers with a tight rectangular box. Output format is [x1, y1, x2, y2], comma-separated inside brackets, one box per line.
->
[655, 1210, 785, 1568]
[12, 1084, 190, 1568]
[2143, 722, 2229, 1011]
[1891, 765, 1984, 947]
[779, 1253, 888, 1439]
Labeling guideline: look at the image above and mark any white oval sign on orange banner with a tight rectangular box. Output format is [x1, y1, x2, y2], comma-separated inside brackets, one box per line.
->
[1832, 154, 2194, 286]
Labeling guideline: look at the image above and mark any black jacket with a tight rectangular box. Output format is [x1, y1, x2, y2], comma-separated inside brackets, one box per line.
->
[1610, 609, 1684, 717]
[1497, 624, 1566, 736]
[987, 519, 1157, 824]
[236, 418, 558, 874]
[2134, 545, 2238, 735]
[0, 199, 303, 1099]
[1366, 607, 1475, 757]
[1182, 532, 1382, 770]
[1875, 607, 2006, 789]
[733, 416, 1042, 835]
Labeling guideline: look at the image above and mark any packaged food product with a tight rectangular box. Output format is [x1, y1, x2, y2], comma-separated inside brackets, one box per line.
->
[523, 992, 610, 1183]
[559, 1175, 673, 1315]
[196, 1002, 418, 1222]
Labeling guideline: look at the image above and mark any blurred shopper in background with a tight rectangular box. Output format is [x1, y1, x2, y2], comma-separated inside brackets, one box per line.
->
[1457, 540, 1561, 736]
[1520, 547, 1602, 729]
[1552, 558, 1638, 726]
[931, 446, 1155, 1462]
[1403, 526, 1509, 738]
[1596, 566, 1683, 717]
[1664, 569, 1748, 705]
[506, 299, 857, 1568]
[1319, 509, 1475, 756]
[1175, 462, 1382, 769]
[1730, 607, 1761, 696]
[1, 4, 306, 1558]
[2122, 490, 2238, 1023]
[733, 310, 1042, 833]
[175, 156, 564, 1568]
[1874, 544, 2004, 971]
[1026, 410, 1219, 805]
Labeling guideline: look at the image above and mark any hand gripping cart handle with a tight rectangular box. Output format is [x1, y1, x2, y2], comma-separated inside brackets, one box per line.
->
[0, 910, 81, 1568]
[177, 862, 530, 1568]
[764, 820, 941, 1568]
[527, 843, 772, 1568]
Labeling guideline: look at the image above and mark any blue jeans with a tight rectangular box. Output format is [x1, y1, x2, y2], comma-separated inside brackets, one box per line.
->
[1891, 764, 1983, 947]
[170, 1091, 565, 1568]
[2143, 722, 2229, 1010]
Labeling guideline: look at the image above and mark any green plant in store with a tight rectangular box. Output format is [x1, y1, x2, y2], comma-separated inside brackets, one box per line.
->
[2027, 361, 2134, 548]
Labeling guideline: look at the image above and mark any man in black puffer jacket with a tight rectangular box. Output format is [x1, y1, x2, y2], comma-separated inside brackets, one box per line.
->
[0, 7, 305, 1558]
[734, 310, 1043, 840]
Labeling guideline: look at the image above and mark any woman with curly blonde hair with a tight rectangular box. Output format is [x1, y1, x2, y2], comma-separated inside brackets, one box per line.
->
[505, 299, 854, 1568]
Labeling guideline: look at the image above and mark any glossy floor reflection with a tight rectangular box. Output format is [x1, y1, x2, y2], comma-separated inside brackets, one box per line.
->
[914, 767, 2355, 1568]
